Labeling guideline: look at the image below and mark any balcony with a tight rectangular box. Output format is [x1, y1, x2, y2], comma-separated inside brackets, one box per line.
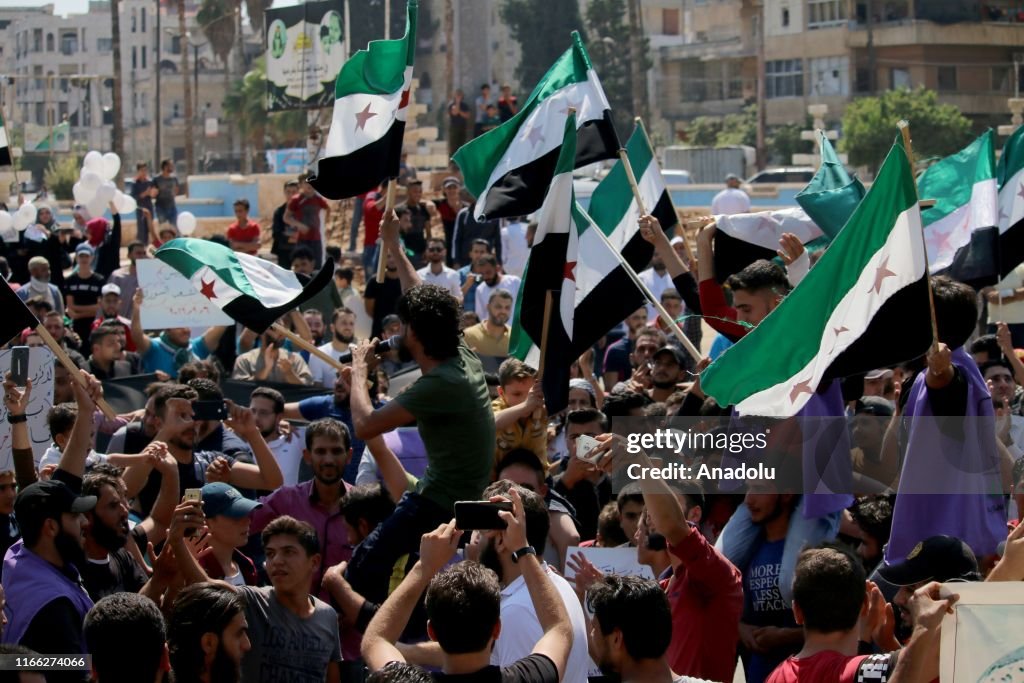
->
[660, 36, 756, 61]
[847, 19, 1024, 47]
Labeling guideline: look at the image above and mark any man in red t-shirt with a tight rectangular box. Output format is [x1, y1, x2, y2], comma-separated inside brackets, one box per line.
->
[765, 546, 954, 683]
[361, 183, 386, 277]
[226, 198, 261, 256]
[284, 172, 331, 267]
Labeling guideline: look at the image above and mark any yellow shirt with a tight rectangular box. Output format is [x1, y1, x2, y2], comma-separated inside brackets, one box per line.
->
[492, 395, 549, 470]
[462, 321, 511, 357]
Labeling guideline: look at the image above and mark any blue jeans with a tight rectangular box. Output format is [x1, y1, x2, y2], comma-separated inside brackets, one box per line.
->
[361, 243, 379, 279]
[345, 491, 452, 605]
[715, 498, 841, 605]
[155, 204, 177, 226]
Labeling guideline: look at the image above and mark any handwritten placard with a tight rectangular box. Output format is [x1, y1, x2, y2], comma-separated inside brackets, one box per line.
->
[0, 347, 55, 472]
[137, 259, 234, 329]
[940, 582, 1024, 683]
[564, 546, 655, 581]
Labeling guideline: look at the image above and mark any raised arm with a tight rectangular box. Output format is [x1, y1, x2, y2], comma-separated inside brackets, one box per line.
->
[61, 372, 103, 479]
[379, 210, 421, 292]
[4, 375, 38, 487]
[363, 436, 412, 504]
[130, 288, 152, 356]
[223, 401, 284, 491]
[137, 445, 180, 547]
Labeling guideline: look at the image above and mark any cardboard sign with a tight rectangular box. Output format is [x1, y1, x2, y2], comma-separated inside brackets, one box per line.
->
[137, 259, 233, 329]
[940, 582, 1024, 682]
[0, 347, 55, 471]
[563, 546, 654, 581]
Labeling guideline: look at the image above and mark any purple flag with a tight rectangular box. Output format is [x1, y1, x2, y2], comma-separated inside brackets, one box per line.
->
[799, 381, 855, 518]
[886, 347, 1006, 562]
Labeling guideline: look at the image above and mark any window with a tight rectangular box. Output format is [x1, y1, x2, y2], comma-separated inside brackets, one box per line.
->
[662, 8, 680, 35]
[60, 33, 77, 55]
[891, 68, 911, 89]
[46, 33, 53, 52]
[132, 46, 137, 69]
[808, 0, 845, 28]
[766, 59, 804, 98]
[33, 29, 42, 52]
[141, 8, 146, 33]
[782, 8, 790, 26]
[992, 66, 1010, 92]
[809, 55, 849, 95]
[81, 28, 86, 52]
[34, 102, 43, 125]
[938, 66, 957, 91]
[58, 101, 67, 121]
[171, 35, 181, 54]
[131, 8, 136, 32]
[142, 45, 147, 68]
[97, 38, 112, 52]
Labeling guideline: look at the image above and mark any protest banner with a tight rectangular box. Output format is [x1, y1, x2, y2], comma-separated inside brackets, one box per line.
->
[940, 582, 1024, 682]
[0, 347, 55, 471]
[563, 546, 654, 581]
[136, 259, 234, 329]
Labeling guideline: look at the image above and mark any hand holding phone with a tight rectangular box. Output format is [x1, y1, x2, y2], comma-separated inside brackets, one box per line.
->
[9, 347, 29, 387]
[575, 434, 604, 464]
[455, 501, 513, 530]
[192, 400, 228, 422]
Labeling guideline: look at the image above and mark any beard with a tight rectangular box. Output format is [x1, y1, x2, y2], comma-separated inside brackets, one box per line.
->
[334, 330, 355, 344]
[652, 377, 678, 390]
[90, 515, 128, 552]
[478, 537, 504, 584]
[645, 532, 667, 552]
[314, 464, 343, 486]
[396, 336, 414, 363]
[56, 528, 86, 567]
[208, 641, 243, 683]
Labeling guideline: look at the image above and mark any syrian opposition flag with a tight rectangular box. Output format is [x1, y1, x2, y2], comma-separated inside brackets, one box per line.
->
[0, 281, 41, 346]
[0, 113, 10, 168]
[918, 129, 999, 289]
[155, 238, 335, 334]
[307, 0, 416, 200]
[701, 143, 932, 417]
[454, 32, 619, 220]
[711, 208, 823, 284]
[795, 131, 865, 242]
[996, 123, 1024, 276]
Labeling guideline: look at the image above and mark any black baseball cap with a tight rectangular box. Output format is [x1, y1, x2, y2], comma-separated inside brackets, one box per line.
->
[15, 480, 97, 523]
[877, 535, 979, 586]
[653, 345, 686, 367]
[855, 396, 894, 417]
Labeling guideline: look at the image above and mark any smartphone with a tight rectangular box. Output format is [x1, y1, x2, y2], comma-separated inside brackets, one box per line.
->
[9, 347, 28, 387]
[455, 501, 513, 530]
[192, 400, 228, 421]
[183, 488, 202, 537]
[575, 434, 604, 464]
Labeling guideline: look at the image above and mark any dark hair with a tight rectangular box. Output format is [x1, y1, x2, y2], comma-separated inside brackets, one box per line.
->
[425, 561, 501, 654]
[261, 515, 320, 556]
[207, 234, 230, 248]
[496, 448, 546, 485]
[233, 198, 250, 210]
[660, 288, 682, 302]
[127, 240, 146, 253]
[470, 238, 491, 251]
[177, 359, 222, 385]
[136, 161, 148, 170]
[981, 358, 1014, 378]
[587, 575, 672, 660]
[475, 254, 498, 269]
[187, 377, 223, 403]
[726, 259, 791, 295]
[250, 386, 285, 414]
[367, 662, 433, 683]
[168, 583, 245, 682]
[482, 480, 549, 554]
[89, 326, 120, 351]
[426, 237, 445, 249]
[284, 179, 300, 190]
[342, 483, 396, 531]
[47, 402, 78, 441]
[335, 268, 354, 283]
[970, 334, 1000, 359]
[931, 275, 978, 350]
[84, 593, 166, 683]
[304, 417, 352, 451]
[153, 384, 199, 419]
[396, 284, 461, 359]
[497, 357, 535, 387]
[597, 502, 628, 546]
[332, 306, 355, 324]
[602, 391, 650, 418]
[616, 482, 644, 511]
[25, 296, 54, 313]
[792, 545, 866, 633]
[566, 408, 607, 430]
[160, 159, 173, 170]
[82, 470, 126, 500]
[634, 327, 668, 347]
[668, 480, 705, 516]
[291, 246, 315, 262]
[851, 496, 893, 549]
[488, 289, 513, 305]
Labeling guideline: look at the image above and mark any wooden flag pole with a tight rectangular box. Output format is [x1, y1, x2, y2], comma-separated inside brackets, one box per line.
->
[375, 179, 398, 284]
[535, 290, 554, 381]
[271, 323, 347, 373]
[613, 147, 701, 363]
[897, 120, 940, 353]
[36, 324, 117, 419]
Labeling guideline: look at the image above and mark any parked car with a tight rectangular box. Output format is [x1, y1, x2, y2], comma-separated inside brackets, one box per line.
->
[662, 169, 692, 185]
[746, 167, 815, 184]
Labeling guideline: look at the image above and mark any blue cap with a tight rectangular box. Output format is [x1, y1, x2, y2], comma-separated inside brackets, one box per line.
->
[75, 243, 94, 256]
[201, 482, 262, 519]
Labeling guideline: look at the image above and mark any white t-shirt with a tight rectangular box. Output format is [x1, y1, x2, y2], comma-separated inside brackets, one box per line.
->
[711, 187, 751, 215]
[638, 267, 674, 322]
[501, 221, 531, 277]
[416, 264, 463, 300]
[308, 342, 347, 389]
[988, 262, 1024, 324]
[475, 275, 522, 322]
[490, 564, 597, 683]
[266, 429, 305, 487]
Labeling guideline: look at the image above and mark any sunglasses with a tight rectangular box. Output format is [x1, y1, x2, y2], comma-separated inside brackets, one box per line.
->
[427, 247, 444, 253]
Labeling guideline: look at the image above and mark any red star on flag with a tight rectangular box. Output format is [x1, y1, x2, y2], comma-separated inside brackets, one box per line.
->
[789, 379, 814, 403]
[869, 257, 896, 294]
[399, 89, 411, 109]
[563, 261, 577, 282]
[354, 103, 377, 131]
[199, 279, 217, 299]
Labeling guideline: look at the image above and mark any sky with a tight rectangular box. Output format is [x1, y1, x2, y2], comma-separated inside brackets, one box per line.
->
[2, 0, 91, 16]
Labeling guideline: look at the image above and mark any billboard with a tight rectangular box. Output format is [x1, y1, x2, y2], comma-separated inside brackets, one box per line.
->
[265, 2, 346, 112]
[24, 121, 70, 153]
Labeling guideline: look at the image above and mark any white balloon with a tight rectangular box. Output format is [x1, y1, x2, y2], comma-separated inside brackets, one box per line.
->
[101, 152, 121, 181]
[115, 192, 137, 214]
[0, 226, 16, 243]
[13, 213, 31, 232]
[80, 170, 102, 193]
[86, 197, 107, 219]
[177, 211, 196, 236]
[83, 150, 103, 173]
[72, 182, 90, 205]
[0, 211, 12, 231]
[17, 203, 36, 220]
[95, 181, 116, 205]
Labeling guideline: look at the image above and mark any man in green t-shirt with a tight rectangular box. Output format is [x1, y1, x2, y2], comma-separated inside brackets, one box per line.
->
[346, 210, 496, 606]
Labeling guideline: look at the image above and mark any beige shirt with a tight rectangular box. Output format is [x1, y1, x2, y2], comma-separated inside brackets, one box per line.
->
[988, 263, 1024, 324]
[462, 321, 510, 357]
[232, 347, 314, 385]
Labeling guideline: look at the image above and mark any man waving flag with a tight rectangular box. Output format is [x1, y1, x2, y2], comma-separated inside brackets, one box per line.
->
[454, 32, 619, 220]
[307, 0, 417, 200]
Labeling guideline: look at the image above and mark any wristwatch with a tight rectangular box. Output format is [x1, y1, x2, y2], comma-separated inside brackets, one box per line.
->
[510, 546, 537, 564]
[7, 414, 26, 424]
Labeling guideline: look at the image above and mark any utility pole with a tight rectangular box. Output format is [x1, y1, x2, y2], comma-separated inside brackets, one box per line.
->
[155, 0, 161, 165]
[111, 0, 125, 187]
[627, 0, 645, 121]
[755, 0, 766, 171]
[866, 0, 877, 94]
[444, 0, 453, 101]
[177, 0, 194, 177]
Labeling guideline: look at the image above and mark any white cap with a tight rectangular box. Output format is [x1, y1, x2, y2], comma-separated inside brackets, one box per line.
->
[669, 236, 685, 246]
[101, 283, 121, 296]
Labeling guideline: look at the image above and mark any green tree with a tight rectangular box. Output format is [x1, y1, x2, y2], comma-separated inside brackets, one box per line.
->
[841, 86, 972, 171]
[43, 155, 80, 200]
[768, 118, 814, 165]
[685, 116, 722, 146]
[501, 0, 586, 92]
[585, 0, 651, 136]
[716, 104, 757, 147]
[224, 60, 267, 173]
[198, 0, 238, 162]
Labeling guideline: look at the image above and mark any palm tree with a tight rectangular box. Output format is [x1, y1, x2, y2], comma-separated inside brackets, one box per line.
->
[197, 0, 236, 168]
[110, 0, 125, 186]
[245, 0, 272, 34]
[223, 60, 266, 173]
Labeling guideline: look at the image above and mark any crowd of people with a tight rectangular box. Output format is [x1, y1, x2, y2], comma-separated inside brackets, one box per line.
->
[0, 159, 1019, 683]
